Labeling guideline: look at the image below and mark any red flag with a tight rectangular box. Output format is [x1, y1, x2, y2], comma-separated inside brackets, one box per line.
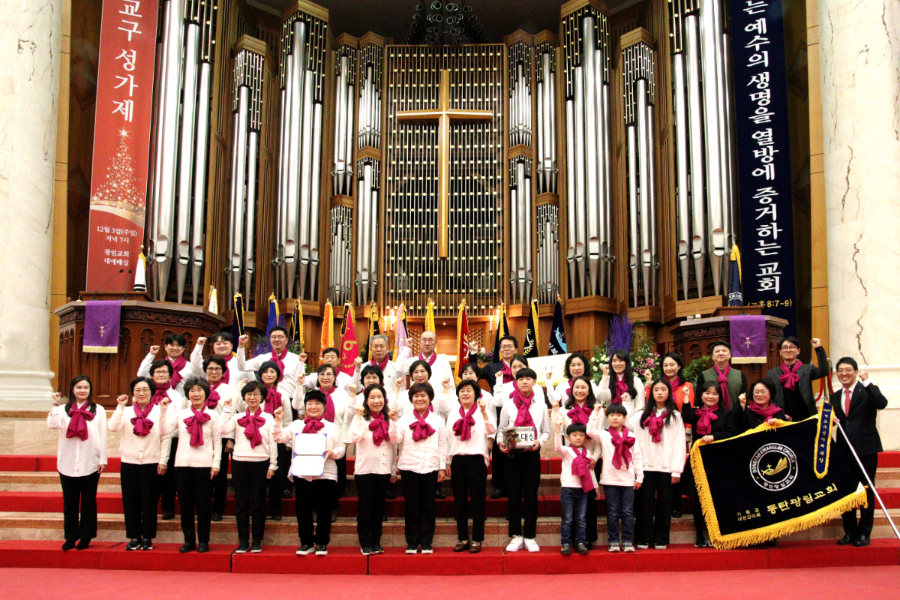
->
[454, 300, 469, 381]
[340, 303, 359, 377]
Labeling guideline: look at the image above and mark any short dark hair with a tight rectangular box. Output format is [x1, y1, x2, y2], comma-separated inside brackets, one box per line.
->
[777, 336, 801, 351]
[499, 335, 518, 349]
[456, 379, 482, 400]
[258, 360, 282, 381]
[184, 377, 210, 399]
[697, 380, 723, 400]
[203, 354, 227, 371]
[210, 331, 233, 344]
[150, 359, 173, 377]
[130, 377, 156, 396]
[316, 363, 336, 378]
[165, 333, 186, 347]
[708, 340, 731, 353]
[321, 347, 340, 358]
[750, 378, 777, 400]
[360, 364, 384, 384]
[241, 381, 268, 400]
[409, 359, 433, 379]
[460, 362, 478, 377]
[605, 403, 628, 417]
[516, 367, 537, 381]
[836, 357, 859, 371]
[304, 389, 326, 407]
[269, 326, 289, 338]
[566, 422, 587, 436]
[408, 381, 435, 402]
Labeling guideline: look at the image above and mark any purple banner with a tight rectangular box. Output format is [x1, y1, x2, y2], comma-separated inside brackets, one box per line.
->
[83, 301, 122, 353]
[730, 315, 767, 364]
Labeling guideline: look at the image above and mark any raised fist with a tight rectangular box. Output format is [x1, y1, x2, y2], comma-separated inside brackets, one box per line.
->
[602, 364, 610, 377]
[811, 338, 822, 349]
[274, 407, 284, 420]
[395, 379, 403, 392]
[738, 393, 747, 407]
[443, 376, 453, 390]
[495, 371, 504, 382]
[297, 372, 306, 387]
[150, 345, 160, 355]
[159, 398, 170, 409]
[197, 337, 207, 347]
[348, 383, 357, 396]
[593, 404, 603, 413]
[859, 370, 869, 382]
[238, 334, 249, 347]
[116, 395, 128, 406]
[478, 398, 487, 410]
[354, 356, 363, 368]
[51, 392, 62, 406]
[356, 404, 364, 417]
[223, 397, 232, 408]
[389, 408, 398, 422]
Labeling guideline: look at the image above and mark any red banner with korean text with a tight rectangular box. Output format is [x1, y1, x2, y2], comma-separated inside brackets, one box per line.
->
[85, 0, 159, 292]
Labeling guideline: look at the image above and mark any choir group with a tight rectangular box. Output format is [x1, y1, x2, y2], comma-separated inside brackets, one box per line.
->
[48, 328, 887, 555]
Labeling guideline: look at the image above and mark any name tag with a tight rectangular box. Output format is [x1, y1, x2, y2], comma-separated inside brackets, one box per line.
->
[513, 426, 536, 449]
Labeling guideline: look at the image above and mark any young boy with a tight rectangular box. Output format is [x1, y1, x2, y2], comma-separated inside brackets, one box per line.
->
[554, 420, 598, 555]
[587, 403, 643, 552]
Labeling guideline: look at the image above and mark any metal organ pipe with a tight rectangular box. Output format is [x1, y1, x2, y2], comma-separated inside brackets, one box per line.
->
[684, 15, 707, 297]
[627, 124, 639, 308]
[565, 98, 577, 297]
[581, 17, 600, 296]
[244, 130, 258, 300]
[592, 46, 606, 296]
[573, 65, 586, 296]
[284, 20, 307, 297]
[309, 101, 324, 298]
[191, 61, 211, 305]
[673, 52, 692, 300]
[298, 69, 315, 299]
[175, 23, 200, 304]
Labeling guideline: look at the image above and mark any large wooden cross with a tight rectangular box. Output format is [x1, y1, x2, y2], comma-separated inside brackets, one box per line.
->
[396, 69, 493, 259]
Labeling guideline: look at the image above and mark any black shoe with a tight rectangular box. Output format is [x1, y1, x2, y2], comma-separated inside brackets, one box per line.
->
[435, 489, 446, 499]
[837, 534, 854, 546]
[282, 488, 293, 499]
[853, 534, 871, 547]
[421, 544, 433, 554]
[296, 544, 315, 555]
[179, 543, 196, 553]
[385, 489, 396, 499]
[490, 488, 504, 499]
[694, 539, 707, 548]
[251, 541, 262, 553]
[197, 542, 209, 553]
[211, 512, 223, 522]
[61, 540, 76, 551]
[584, 541, 594, 550]
[315, 544, 328, 556]
[361, 546, 375, 555]
[236, 541, 250, 554]
[126, 538, 141, 551]
[576, 543, 589, 556]
[405, 544, 418, 554]
[382, 515, 388, 522]
[141, 539, 153, 551]
[162, 511, 175, 521]
[373, 544, 385, 554]
[560, 543, 571, 556]
[76, 540, 90, 550]
[672, 510, 682, 519]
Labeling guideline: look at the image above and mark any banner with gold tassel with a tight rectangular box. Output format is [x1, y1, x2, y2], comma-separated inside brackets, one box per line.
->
[339, 302, 359, 377]
[367, 302, 380, 360]
[289, 300, 304, 351]
[454, 299, 469, 382]
[424, 298, 436, 333]
[320, 300, 334, 350]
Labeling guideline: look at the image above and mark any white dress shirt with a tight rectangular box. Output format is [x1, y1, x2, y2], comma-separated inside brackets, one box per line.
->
[108, 402, 169, 466]
[138, 353, 193, 395]
[237, 347, 306, 399]
[445, 403, 496, 466]
[587, 412, 644, 486]
[160, 389, 187, 438]
[189, 345, 250, 386]
[629, 410, 686, 477]
[47, 403, 108, 477]
[496, 391, 552, 447]
[352, 349, 412, 395]
[417, 352, 454, 393]
[162, 407, 222, 469]
[219, 407, 278, 468]
[350, 413, 396, 476]
[274, 419, 345, 482]
[597, 375, 646, 417]
[390, 411, 449, 473]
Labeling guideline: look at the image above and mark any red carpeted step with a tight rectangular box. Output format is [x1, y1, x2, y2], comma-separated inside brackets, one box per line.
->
[0, 540, 123, 569]
[766, 538, 900, 569]
[0, 456, 38, 471]
[368, 546, 504, 575]
[231, 545, 367, 574]
[880, 452, 900, 469]
[0, 540, 232, 571]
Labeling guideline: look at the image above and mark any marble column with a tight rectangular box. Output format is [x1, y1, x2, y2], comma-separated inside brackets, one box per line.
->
[0, 0, 62, 409]
[819, 0, 900, 448]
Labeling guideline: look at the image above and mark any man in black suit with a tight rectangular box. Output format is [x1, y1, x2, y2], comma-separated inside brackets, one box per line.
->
[831, 357, 889, 547]
[766, 337, 830, 421]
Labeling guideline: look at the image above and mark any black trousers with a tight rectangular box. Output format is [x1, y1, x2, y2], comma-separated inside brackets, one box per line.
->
[295, 478, 336, 546]
[120, 462, 159, 540]
[355, 473, 390, 548]
[686, 461, 706, 542]
[335, 455, 347, 508]
[267, 443, 290, 516]
[450, 455, 488, 542]
[59, 471, 99, 542]
[635, 470, 674, 547]
[842, 451, 879, 537]
[490, 407, 508, 492]
[211, 442, 230, 514]
[400, 470, 439, 547]
[175, 466, 212, 544]
[506, 449, 541, 539]
[160, 437, 179, 512]
[233, 460, 269, 543]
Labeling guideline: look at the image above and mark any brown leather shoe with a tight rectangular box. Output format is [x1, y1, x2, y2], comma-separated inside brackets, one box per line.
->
[454, 540, 471, 552]
[469, 542, 482, 554]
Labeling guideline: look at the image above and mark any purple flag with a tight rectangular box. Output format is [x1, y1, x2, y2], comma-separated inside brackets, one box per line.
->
[730, 315, 766, 364]
[83, 301, 122, 354]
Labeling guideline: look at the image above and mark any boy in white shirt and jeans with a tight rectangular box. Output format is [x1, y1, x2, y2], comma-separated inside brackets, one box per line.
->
[554, 421, 598, 556]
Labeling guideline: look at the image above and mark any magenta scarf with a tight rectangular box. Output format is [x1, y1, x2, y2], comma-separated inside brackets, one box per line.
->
[779, 361, 802, 391]
[205, 382, 222, 410]
[419, 352, 437, 367]
[221, 354, 234, 385]
[368, 412, 390, 446]
[262, 386, 281, 417]
[750, 402, 781, 421]
[320, 386, 337, 422]
[609, 427, 635, 470]
[184, 407, 211, 447]
[695, 405, 719, 436]
[130, 402, 154, 437]
[571, 446, 595, 492]
[500, 361, 513, 383]
[238, 408, 266, 448]
[409, 410, 435, 441]
[151, 381, 171, 406]
[271, 348, 288, 382]
[452, 403, 478, 441]
[567, 402, 591, 426]
[66, 403, 95, 441]
[566, 379, 574, 397]
[714, 364, 733, 409]
[612, 376, 629, 404]
[169, 355, 187, 386]
[302, 416, 325, 434]
[512, 389, 536, 428]
[642, 410, 669, 443]
[371, 356, 389, 372]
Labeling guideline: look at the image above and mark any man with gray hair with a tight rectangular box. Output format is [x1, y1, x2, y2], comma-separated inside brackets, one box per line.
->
[417, 330, 454, 392]
[352, 333, 411, 393]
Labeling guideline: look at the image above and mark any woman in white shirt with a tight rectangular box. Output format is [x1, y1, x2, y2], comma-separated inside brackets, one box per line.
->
[445, 380, 495, 554]
[492, 355, 546, 409]
[350, 383, 395, 555]
[597, 351, 648, 417]
[162, 377, 221, 554]
[550, 352, 603, 405]
[258, 361, 293, 521]
[109, 377, 169, 551]
[148, 359, 185, 521]
[393, 359, 435, 418]
[352, 365, 400, 501]
[389, 382, 448, 554]
[204, 354, 238, 523]
[220, 381, 277, 554]
[630, 379, 686, 550]
[48, 376, 108, 551]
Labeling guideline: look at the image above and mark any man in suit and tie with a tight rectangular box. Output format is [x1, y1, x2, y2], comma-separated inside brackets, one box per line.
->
[831, 357, 889, 547]
[766, 337, 830, 421]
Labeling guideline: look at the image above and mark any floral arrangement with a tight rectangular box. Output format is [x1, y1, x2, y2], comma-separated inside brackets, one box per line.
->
[590, 316, 661, 384]
[682, 355, 712, 383]
[476, 349, 493, 364]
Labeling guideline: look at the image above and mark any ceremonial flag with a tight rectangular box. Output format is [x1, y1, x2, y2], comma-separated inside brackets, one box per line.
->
[490, 303, 509, 359]
[340, 303, 359, 377]
[424, 298, 436, 333]
[814, 399, 836, 478]
[548, 297, 567, 355]
[691, 417, 867, 549]
[523, 299, 540, 358]
[265, 294, 280, 343]
[454, 300, 469, 381]
[231, 293, 245, 343]
[730, 314, 767, 364]
[289, 300, 304, 348]
[394, 303, 409, 360]
[367, 303, 381, 360]
[321, 300, 334, 349]
[207, 286, 218, 314]
[133, 249, 147, 293]
[83, 301, 122, 353]
[728, 244, 744, 306]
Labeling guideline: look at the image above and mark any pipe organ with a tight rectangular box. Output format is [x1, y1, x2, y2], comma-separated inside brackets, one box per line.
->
[562, 2, 613, 300]
[534, 32, 561, 306]
[535, 38, 558, 196]
[669, 0, 739, 299]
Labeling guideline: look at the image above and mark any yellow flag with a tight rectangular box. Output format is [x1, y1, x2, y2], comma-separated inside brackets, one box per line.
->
[321, 300, 334, 349]
[425, 298, 436, 333]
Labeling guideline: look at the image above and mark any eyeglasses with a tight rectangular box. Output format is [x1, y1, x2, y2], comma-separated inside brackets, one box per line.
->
[206, 367, 223, 372]
[244, 392, 262, 398]
[836, 368, 856, 374]
[780, 345, 798, 351]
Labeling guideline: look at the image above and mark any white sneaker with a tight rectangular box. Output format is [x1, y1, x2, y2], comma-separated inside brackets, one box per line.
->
[505, 536, 525, 552]
[636, 544, 650, 550]
[524, 538, 540, 553]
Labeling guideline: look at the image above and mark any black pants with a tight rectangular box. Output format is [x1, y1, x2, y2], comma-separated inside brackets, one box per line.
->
[295, 478, 336, 546]
[400, 470, 438, 547]
[160, 437, 179, 512]
[120, 462, 159, 540]
[450, 455, 488, 542]
[507, 449, 541, 539]
[59, 471, 99, 542]
[175, 466, 212, 544]
[233, 460, 269, 543]
[211, 442, 231, 515]
[267, 443, 290, 517]
[842, 451, 878, 537]
[635, 471, 674, 547]
[687, 461, 706, 543]
[335, 455, 347, 508]
[490, 407, 508, 492]
[355, 473, 390, 548]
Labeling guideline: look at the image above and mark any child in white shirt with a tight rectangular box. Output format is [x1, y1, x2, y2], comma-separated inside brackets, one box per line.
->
[554, 421, 598, 556]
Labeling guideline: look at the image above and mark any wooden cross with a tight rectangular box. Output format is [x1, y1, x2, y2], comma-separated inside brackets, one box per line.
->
[396, 69, 493, 259]
[99, 325, 105, 337]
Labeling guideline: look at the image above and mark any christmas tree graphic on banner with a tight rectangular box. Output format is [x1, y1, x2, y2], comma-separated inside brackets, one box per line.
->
[90, 129, 146, 225]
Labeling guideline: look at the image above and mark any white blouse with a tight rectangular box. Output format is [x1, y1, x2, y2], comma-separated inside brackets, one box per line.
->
[274, 419, 345, 482]
[137, 353, 194, 396]
[445, 404, 497, 466]
[349, 413, 396, 476]
[390, 411, 449, 474]
[162, 407, 222, 469]
[292, 386, 352, 443]
[108, 403, 169, 466]
[237, 347, 306, 399]
[628, 410, 686, 477]
[47, 403, 108, 478]
[219, 407, 278, 468]
[596, 374, 646, 417]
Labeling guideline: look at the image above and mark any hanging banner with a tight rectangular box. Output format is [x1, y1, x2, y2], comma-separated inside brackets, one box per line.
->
[729, 0, 797, 335]
[85, 0, 159, 292]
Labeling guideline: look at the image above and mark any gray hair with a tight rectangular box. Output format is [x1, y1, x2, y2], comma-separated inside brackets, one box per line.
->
[370, 334, 390, 346]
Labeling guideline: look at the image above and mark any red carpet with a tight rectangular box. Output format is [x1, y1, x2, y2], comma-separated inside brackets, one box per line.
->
[369, 547, 505, 575]
[231, 545, 367, 574]
[0, 540, 232, 572]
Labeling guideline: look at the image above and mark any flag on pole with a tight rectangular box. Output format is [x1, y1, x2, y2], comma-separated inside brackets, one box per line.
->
[490, 303, 509, 359]
[339, 303, 359, 377]
[133, 248, 147, 292]
[548, 297, 567, 355]
[289, 300, 304, 348]
[728, 244, 744, 306]
[523, 299, 540, 358]
[394, 303, 408, 360]
[207, 286, 218, 314]
[454, 300, 469, 381]
[265, 293, 280, 340]
[321, 300, 334, 350]
[231, 293, 245, 343]
[424, 298, 436, 333]
[367, 302, 381, 360]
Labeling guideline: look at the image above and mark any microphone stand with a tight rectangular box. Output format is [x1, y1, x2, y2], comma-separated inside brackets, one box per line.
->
[92, 268, 125, 300]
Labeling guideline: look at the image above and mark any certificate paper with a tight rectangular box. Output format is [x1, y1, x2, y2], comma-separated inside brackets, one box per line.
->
[291, 432, 327, 477]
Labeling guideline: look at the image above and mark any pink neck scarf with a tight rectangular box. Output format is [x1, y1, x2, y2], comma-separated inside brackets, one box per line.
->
[368, 412, 390, 446]
[169, 355, 188, 386]
[612, 375, 629, 404]
[695, 405, 719, 436]
[184, 407, 211, 447]
[371, 356, 389, 372]
[409, 410, 435, 441]
[419, 352, 437, 367]
[779, 361, 803, 391]
[714, 364, 733, 409]
[500, 361, 513, 384]
[302, 416, 324, 434]
[320, 386, 336, 422]
[609, 427, 634, 470]
[452, 403, 478, 441]
[238, 408, 266, 448]
[570, 446, 595, 492]
[642, 410, 669, 443]
[567, 402, 591, 426]
[271, 348, 288, 382]
[151, 381, 171, 406]
[262, 386, 281, 417]
[750, 402, 781, 421]
[66, 403, 94, 441]
[512, 388, 536, 428]
[130, 402, 154, 437]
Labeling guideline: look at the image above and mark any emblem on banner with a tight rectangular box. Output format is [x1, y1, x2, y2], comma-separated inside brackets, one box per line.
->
[750, 443, 799, 491]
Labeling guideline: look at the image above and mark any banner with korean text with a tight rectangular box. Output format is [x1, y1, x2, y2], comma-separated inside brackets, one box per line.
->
[729, 0, 797, 334]
[85, 0, 159, 292]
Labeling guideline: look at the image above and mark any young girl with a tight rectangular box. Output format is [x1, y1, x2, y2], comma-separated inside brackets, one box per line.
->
[162, 377, 221, 553]
[350, 384, 396, 555]
[497, 368, 551, 553]
[220, 381, 278, 554]
[389, 382, 448, 554]
[259, 361, 293, 520]
[109, 377, 168, 551]
[681, 380, 736, 547]
[661, 352, 694, 518]
[735, 379, 785, 433]
[445, 380, 495, 553]
[148, 359, 185, 521]
[597, 351, 647, 417]
[631, 379, 686, 550]
[48, 376, 108, 551]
